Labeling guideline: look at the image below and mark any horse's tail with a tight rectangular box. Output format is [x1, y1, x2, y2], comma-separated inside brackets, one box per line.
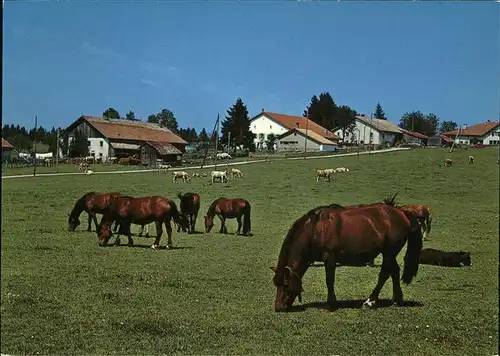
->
[401, 211, 423, 285]
[177, 192, 183, 200]
[242, 202, 252, 235]
[426, 209, 432, 235]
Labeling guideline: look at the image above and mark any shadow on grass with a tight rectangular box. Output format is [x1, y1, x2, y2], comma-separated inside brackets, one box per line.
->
[100, 244, 194, 250]
[309, 263, 380, 268]
[286, 299, 424, 312]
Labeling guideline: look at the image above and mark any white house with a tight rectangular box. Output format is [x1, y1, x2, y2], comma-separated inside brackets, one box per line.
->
[276, 128, 338, 152]
[249, 111, 339, 149]
[334, 115, 402, 146]
[443, 121, 500, 145]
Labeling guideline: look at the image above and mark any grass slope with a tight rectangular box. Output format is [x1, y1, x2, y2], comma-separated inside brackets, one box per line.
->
[1, 148, 498, 355]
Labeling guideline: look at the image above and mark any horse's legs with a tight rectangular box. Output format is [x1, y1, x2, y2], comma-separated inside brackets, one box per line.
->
[420, 220, 427, 240]
[152, 221, 163, 249]
[125, 223, 133, 246]
[364, 256, 392, 308]
[138, 224, 144, 237]
[236, 216, 242, 235]
[164, 219, 173, 249]
[389, 258, 404, 306]
[144, 224, 149, 237]
[192, 213, 197, 233]
[324, 254, 338, 308]
[218, 215, 226, 233]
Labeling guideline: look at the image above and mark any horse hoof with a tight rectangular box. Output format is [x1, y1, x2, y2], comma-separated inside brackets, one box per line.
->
[166, 244, 173, 250]
[150, 244, 157, 250]
[392, 299, 404, 307]
[363, 299, 376, 308]
[145, 234, 150, 238]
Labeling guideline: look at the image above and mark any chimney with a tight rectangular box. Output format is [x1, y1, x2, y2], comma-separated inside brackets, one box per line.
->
[261, 108, 264, 113]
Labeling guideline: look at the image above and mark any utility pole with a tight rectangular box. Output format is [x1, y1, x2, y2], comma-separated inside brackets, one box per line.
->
[227, 131, 231, 153]
[214, 114, 219, 171]
[33, 116, 38, 177]
[56, 129, 60, 173]
[369, 113, 373, 155]
[304, 114, 309, 158]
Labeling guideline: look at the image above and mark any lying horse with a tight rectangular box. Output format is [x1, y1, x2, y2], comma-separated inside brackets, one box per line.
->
[204, 198, 251, 236]
[97, 195, 188, 249]
[419, 248, 471, 267]
[177, 192, 200, 234]
[270, 202, 422, 312]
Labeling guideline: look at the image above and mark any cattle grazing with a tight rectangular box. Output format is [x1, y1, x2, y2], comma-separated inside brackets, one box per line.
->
[335, 167, 350, 173]
[97, 195, 189, 249]
[158, 163, 172, 172]
[468, 155, 475, 164]
[211, 170, 229, 183]
[204, 198, 252, 236]
[316, 169, 331, 182]
[419, 248, 471, 267]
[444, 158, 453, 167]
[172, 171, 191, 183]
[177, 192, 200, 234]
[270, 201, 423, 312]
[231, 168, 243, 178]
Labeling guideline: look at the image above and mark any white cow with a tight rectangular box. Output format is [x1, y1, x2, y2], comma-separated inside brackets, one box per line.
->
[211, 170, 229, 183]
[335, 167, 350, 173]
[172, 171, 190, 183]
[216, 152, 232, 160]
[231, 168, 243, 178]
[158, 163, 172, 173]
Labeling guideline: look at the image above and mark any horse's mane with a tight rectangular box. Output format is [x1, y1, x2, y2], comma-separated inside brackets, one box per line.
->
[382, 192, 400, 207]
[69, 191, 96, 217]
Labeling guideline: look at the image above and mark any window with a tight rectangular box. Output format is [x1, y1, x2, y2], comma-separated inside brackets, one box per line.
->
[99, 153, 103, 157]
[88, 140, 91, 147]
[269, 125, 272, 129]
[254, 125, 256, 129]
[100, 141, 103, 147]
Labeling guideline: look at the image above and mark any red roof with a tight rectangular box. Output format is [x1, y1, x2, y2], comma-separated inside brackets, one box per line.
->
[2, 138, 13, 149]
[400, 129, 429, 139]
[443, 121, 500, 137]
[68, 116, 188, 145]
[439, 134, 453, 143]
[256, 112, 339, 140]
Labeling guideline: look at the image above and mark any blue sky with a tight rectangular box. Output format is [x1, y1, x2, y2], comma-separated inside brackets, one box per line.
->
[3, 1, 499, 132]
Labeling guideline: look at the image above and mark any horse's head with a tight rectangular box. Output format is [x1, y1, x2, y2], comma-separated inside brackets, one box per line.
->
[270, 266, 303, 312]
[97, 219, 113, 246]
[204, 215, 214, 232]
[67, 213, 80, 231]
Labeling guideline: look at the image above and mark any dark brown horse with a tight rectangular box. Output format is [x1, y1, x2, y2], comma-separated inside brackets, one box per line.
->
[97, 195, 188, 249]
[400, 204, 432, 239]
[204, 198, 251, 236]
[271, 202, 423, 312]
[177, 192, 200, 234]
[68, 192, 123, 232]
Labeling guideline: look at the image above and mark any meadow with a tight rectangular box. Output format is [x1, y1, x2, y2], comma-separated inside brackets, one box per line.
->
[1, 147, 498, 355]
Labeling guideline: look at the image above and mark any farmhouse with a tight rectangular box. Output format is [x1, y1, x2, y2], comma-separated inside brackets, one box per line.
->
[400, 129, 429, 146]
[65, 116, 188, 162]
[427, 134, 453, 148]
[334, 115, 402, 146]
[442, 121, 500, 146]
[249, 111, 339, 150]
[276, 128, 338, 152]
[2, 138, 14, 162]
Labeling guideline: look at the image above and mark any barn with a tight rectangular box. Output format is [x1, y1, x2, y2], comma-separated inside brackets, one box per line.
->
[427, 134, 453, 147]
[2, 138, 14, 163]
[140, 141, 183, 167]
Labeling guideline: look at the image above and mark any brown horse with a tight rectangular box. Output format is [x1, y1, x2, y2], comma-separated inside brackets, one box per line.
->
[204, 198, 251, 236]
[97, 195, 188, 249]
[68, 192, 123, 232]
[400, 204, 432, 239]
[177, 192, 200, 234]
[270, 203, 423, 312]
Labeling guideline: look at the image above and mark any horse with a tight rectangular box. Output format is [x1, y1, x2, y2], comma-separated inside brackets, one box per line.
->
[177, 192, 200, 234]
[216, 152, 232, 160]
[444, 158, 453, 167]
[335, 167, 350, 173]
[270, 202, 423, 312]
[172, 171, 190, 183]
[97, 195, 189, 249]
[419, 248, 471, 267]
[231, 168, 243, 178]
[158, 163, 171, 172]
[399, 204, 432, 240]
[211, 170, 228, 183]
[204, 198, 251, 236]
[78, 162, 89, 172]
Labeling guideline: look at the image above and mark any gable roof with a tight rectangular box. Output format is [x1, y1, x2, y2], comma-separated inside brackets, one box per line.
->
[443, 121, 500, 137]
[400, 129, 429, 139]
[355, 115, 402, 134]
[277, 128, 338, 146]
[142, 141, 183, 155]
[2, 138, 13, 149]
[251, 112, 339, 140]
[67, 116, 188, 145]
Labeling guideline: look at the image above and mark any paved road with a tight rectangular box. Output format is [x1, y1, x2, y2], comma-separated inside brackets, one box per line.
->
[2, 147, 410, 180]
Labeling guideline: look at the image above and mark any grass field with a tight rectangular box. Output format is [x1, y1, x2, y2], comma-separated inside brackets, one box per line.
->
[1, 147, 498, 355]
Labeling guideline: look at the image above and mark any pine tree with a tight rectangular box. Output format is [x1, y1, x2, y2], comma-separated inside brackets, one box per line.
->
[374, 103, 387, 120]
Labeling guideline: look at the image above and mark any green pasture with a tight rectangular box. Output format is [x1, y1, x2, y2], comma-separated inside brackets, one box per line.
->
[1, 147, 498, 355]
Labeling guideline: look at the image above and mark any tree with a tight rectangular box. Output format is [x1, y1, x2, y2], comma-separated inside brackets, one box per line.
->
[334, 105, 357, 142]
[199, 128, 209, 143]
[68, 130, 89, 157]
[220, 97, 255, 151]
[304, 92, 336, 130]
[147, 114, 158, 123]
[374, 103, 387, 120]
[439, 120, 457, 134]
[125, 111, 136, 120]
[148, 109, 178, 132]
[265, 133, 277, 151]
[399, 111, 439, 137]
[103, 108, 120, 120]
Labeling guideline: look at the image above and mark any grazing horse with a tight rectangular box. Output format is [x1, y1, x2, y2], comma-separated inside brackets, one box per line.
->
[172, 171, 190, 183]
[231, 168, 243, 178]
[68, 192, 123, 232]
[158, 163, 171, 172]
[316, 169, 331, 182]
[419, 248, 471, 267]
[468, 155, 475, 164]
[211, 170, 228, 183]
[177, 192, 200, 234]
[204, 198, 251, 236]
[399, 204, 432, 240]
[270, 203, 423, 312]
[97, 196, 188, 249]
